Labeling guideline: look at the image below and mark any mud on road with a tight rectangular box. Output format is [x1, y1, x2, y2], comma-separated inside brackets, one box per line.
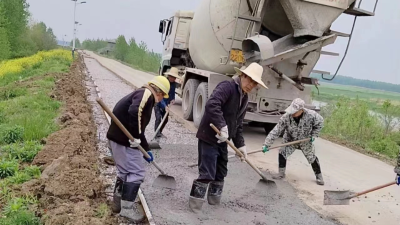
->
[23, 59, 117, 224]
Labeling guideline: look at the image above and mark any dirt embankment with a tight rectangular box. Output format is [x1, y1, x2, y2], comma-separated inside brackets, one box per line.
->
[23, 57, 117, 224]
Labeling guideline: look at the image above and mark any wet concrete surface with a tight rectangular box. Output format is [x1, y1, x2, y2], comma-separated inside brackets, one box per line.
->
[142, 144, 341, 225]
[83, 55, 342, 225]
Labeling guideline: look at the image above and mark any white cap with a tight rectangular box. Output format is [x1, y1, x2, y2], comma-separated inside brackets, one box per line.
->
[285, 98, 305, 114]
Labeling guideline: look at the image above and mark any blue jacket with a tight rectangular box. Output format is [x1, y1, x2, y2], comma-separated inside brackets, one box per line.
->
[158, 81, 176, 109]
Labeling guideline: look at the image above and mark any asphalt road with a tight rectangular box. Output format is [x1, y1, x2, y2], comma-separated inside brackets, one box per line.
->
[83, 50, 400, 225]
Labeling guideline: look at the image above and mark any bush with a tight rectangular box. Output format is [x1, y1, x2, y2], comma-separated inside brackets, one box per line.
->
[1, 141, 42, 162]
[3, 196, 37, 217]
[367, 138, 399, 158]
[1, 125, 24, 144]
[7, 171, 31, 184]
[321, 97, 400, 159]
[0, 209, 41, 225]
[0, 159, 18, 179]
[23, 165, 41, 179]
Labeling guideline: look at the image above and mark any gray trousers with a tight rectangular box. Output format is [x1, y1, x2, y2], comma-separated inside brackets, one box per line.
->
[109, 140, 146, 184]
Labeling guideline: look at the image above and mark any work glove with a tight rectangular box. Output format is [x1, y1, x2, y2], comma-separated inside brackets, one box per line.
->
[129, 139, 141, 148]
[216, 126, 228, 143]
[396, 174, 400, 186]
[262, 144, 270, 153]
[143, 151, 154, 163]
[237, 146, 247, 162]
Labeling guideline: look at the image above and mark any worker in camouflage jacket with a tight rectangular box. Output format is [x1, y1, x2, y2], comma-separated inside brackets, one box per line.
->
[395, 150, 400, 186]
[262, 98, 325, 185]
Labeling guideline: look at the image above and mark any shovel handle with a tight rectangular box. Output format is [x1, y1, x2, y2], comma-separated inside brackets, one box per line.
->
[210, 123, 269, 181]
[228, 138, 311, 158]
[96, 98, 166, 175]
[152, 110, 169, 140]
[349, 181, 397, 199]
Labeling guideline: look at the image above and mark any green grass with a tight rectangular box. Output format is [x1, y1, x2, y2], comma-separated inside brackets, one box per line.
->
[312, 83, 400, 116]
[320, 97, 400, 160]
[313, 83, 400, 102]
[0, 59, 71, 87]
[0, 76, 61, 142]
[0, 53, 72, 223]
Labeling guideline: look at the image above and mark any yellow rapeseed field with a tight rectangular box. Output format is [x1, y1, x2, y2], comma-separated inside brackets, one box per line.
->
[0, 49, 73, 78]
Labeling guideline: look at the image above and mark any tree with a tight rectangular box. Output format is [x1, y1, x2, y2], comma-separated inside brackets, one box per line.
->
[380, 100, 400, 134]
[70, 38, 81, 48]
[0, 5, 10, 60]
[114, 35, 129, 61]
[0, 0, 30, 58]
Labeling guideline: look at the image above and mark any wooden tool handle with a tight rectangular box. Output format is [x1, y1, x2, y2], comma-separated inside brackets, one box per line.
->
[210, 123, 269, 181]
[349, 181, 397, 199]
[96, 98, 166, 175]
[152, 110, 169, 140]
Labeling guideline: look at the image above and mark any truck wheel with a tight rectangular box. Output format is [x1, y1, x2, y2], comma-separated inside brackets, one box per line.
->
[182, 79, 200, 121]
[193, 82, 208, 128]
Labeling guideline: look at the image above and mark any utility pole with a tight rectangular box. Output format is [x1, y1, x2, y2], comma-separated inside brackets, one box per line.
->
[71, 0, 86, 58]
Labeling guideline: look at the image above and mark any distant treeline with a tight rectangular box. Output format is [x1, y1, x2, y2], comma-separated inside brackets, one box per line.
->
[0, 0, 58, 61]
[311, 73, 400, 94]
[81, 36, 161, 73]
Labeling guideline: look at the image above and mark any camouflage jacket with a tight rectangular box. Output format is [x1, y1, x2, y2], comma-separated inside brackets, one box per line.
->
[395, 150, 400, 174]
[264, 108, 324, 146]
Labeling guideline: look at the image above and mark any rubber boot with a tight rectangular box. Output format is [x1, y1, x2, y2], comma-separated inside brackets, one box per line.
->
[316, 173, 325, 185]
[111, 177, 123, 213]
[207, 181, 224, 205]
[189, 180, 208, 213]
[272, 168, 286, 179]
[120, 182, 145, 223]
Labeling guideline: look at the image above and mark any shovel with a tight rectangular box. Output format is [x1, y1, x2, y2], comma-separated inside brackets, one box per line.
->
[210, 123, 276, 188]
[148, 110, 169, 149]
[96, 98, 177, 190]
[187, 138, 310, 168]
[323, 181, 396, 205]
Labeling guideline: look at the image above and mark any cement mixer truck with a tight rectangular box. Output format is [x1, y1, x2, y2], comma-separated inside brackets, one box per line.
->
[158, 0, 377, 132]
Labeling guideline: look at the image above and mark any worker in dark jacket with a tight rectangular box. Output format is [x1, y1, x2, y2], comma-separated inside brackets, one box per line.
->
[154, 67, 180, 138]
[189, 63, 268, 213]
[107, 76, 170, 222]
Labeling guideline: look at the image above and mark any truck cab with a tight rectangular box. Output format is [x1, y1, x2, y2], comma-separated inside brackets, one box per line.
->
[158, 11, 194, 76]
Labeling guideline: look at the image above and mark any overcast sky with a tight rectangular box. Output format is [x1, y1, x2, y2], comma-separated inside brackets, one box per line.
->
[27, 0, 399, 84]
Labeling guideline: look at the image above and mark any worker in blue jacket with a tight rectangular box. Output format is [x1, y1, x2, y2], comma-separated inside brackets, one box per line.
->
[154, 67, 181, 138]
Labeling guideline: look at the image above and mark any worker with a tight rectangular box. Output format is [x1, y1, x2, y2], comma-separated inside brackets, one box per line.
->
[262, 98, 325, 185]
[189, 63, 268, 213]
[106, 76, 170, 222]
[395, 151, 400, 185]
[154, 67, 180, 138]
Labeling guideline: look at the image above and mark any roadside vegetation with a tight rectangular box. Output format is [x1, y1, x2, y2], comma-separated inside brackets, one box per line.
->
[0, 49, 73, 223]
[319, 96, 400, 162]
[81, 35, 161, 73]
[0, 0, 58, 61]
[312, 83, 400, 117]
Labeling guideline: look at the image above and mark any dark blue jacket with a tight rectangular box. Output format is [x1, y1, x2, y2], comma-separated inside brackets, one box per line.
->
[196, 77, 248, 148]
[158, 81, 176, 109]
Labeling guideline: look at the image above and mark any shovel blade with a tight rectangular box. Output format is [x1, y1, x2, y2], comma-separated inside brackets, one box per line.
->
[152, 175, 177, 190]
[148, 141, 161, 149]
[323, 190, 352, 205]
[255, 179, 277, 190]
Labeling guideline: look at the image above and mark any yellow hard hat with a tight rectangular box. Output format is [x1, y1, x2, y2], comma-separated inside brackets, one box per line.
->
[148, 76, 170, 98]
